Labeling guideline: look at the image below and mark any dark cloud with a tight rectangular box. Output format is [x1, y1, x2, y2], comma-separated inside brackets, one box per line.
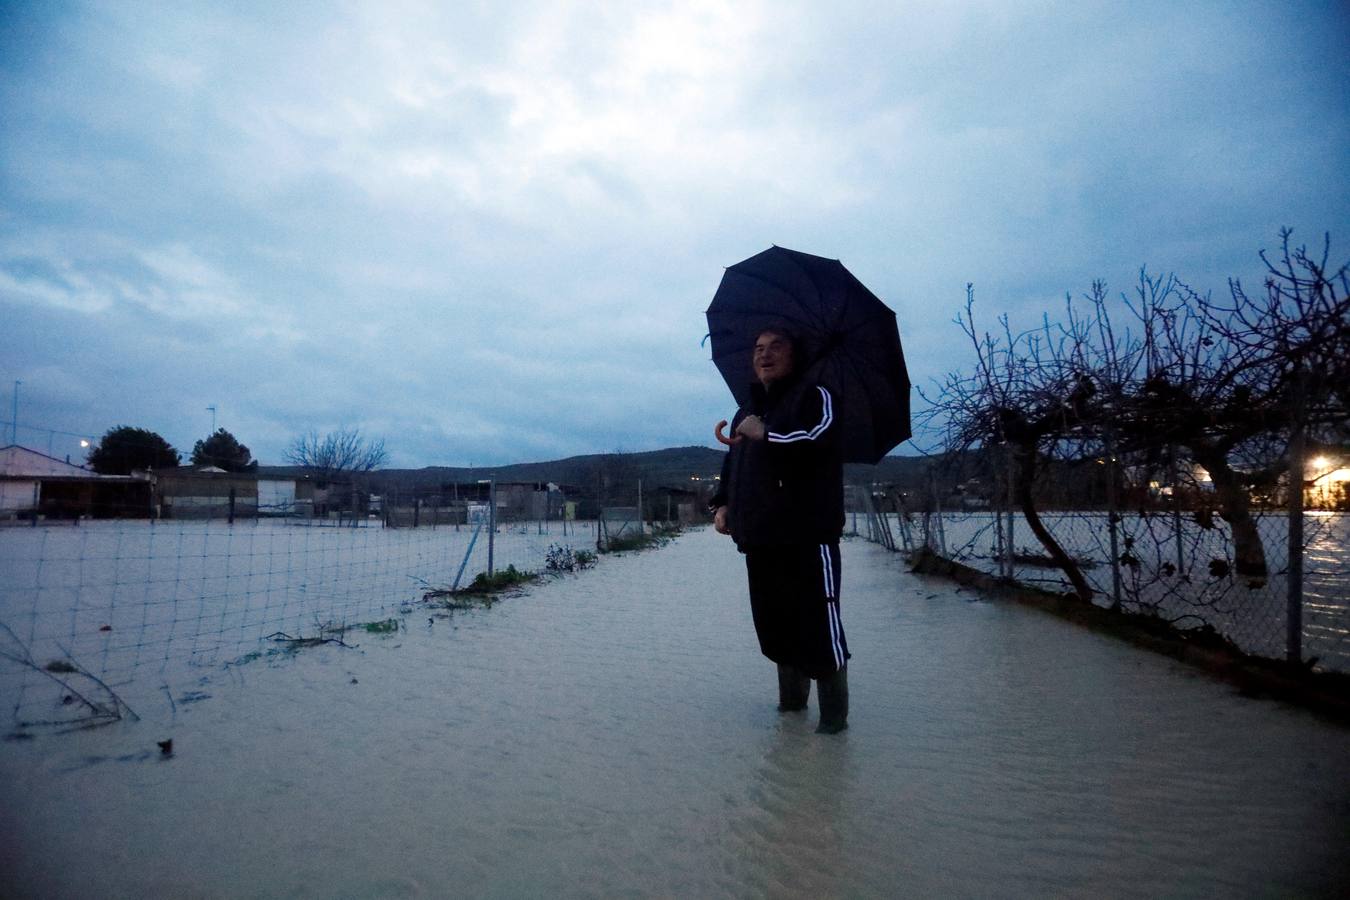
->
[3, 1, 1347, 466]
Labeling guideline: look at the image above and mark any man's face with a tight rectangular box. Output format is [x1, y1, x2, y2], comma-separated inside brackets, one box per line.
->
[753, 331, 794, 386]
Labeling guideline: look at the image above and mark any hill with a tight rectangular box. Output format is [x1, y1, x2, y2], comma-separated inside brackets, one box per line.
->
[260, 446, 937, 495]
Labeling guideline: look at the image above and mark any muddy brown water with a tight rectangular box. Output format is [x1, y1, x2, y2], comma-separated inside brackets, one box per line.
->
[2, 527, 1347, 897]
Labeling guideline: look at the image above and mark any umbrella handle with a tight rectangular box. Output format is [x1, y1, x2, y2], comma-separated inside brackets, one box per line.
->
[715, 420, 742, 446]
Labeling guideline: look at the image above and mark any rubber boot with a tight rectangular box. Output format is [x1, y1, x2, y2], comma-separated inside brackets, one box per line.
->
[815, 666, 849, 734]
[776, 664, 811, 712]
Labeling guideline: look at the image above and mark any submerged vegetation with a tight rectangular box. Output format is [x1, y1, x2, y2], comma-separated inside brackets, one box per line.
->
[464, 564, 536, 594]
[422, 564, 537, 610]
[600, 523, 683, 554]
[228, 617, 404, 667]
[545, 543, 596, 572]
[424, 539, 612, 610]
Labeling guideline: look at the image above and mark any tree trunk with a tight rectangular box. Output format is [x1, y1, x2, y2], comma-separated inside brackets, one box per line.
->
[1013, 443, 1095, 601]
[1193, 450, 1268, 580]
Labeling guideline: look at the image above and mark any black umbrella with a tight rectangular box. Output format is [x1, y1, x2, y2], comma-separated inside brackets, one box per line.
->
[706, 246, 910, 464]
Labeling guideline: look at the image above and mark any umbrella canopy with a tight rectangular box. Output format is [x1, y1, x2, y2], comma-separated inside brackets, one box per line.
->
[706, 246, 910, 464]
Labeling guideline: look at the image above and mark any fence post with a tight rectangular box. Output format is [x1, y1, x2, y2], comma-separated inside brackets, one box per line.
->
[413, 497, 420, 529]
[1005, 447, 1016, 578]
[228, 487, 236, 526]
[31, 482, 39, 527]
[487, 477, 496, 576]
[930, 470, 947, 558]
[1287, 374, 1305, 665]
[1169, 444, 1185, 576]
[893, 492, 913, 554]
[1105, 431, 1122, 611]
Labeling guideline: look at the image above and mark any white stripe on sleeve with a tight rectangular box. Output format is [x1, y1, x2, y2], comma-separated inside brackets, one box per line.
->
[767, 386, 833, 444]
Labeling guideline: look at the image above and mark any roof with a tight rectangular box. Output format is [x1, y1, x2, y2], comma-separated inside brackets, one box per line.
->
[1311, 466, 1350, 486]
[0, 445, 94, 478]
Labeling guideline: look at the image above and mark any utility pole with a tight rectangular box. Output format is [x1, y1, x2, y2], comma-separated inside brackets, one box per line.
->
[10, 380, 20, 445]
[207, 405, 217, 433]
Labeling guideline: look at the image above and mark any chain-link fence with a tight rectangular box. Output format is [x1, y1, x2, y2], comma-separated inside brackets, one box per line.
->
[848, 471, 1350, 676]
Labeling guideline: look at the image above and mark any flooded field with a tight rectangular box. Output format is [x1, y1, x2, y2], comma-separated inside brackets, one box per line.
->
[0, 518, 594, 721]
[899, 510, 1350, 672]
[2, 527, 1348, 897]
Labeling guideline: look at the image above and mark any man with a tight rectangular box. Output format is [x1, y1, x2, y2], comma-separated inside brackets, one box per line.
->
[709, 327, 850, 734]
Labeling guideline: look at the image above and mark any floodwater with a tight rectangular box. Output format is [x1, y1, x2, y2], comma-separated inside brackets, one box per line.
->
[906, 510, 1350, 672]
[2, 527, 1348, 898]
[0, 517, 595, 712]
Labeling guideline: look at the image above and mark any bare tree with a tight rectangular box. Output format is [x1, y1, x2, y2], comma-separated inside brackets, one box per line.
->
[925, 229, 1347, 595]
[1219, 229, 1349, 441]
[1113, 231, 1349, 578]
[284, 427, 388, 478]
[920, 284, 1115, 600]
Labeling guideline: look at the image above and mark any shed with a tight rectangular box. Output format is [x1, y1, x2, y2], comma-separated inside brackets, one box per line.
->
[0, 445, 149, 520]
[154, 467, 259, 519]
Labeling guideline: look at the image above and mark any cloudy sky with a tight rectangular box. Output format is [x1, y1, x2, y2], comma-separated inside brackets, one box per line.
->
[2, 1, 1347, 468]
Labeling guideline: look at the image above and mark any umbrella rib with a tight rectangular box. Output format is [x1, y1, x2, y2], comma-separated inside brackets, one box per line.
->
[779, 251, 831, 331]
[715, 268, 822, 333]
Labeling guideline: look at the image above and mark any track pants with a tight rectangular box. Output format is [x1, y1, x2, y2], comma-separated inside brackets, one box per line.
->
[744, 542, 849, 679]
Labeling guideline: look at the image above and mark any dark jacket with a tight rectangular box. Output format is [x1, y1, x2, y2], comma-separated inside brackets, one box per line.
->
[709, 372, 844, 549]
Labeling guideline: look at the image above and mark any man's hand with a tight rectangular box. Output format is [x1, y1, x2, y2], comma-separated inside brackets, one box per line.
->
[735, 415, 766, 441]
[713, 505, 730, 534]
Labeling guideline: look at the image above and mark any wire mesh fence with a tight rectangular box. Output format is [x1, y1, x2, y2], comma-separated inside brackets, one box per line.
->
[848, 476, 1350, 676]
[0, 480, 642, 731]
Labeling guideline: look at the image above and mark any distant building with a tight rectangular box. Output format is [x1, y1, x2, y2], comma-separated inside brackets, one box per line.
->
[1307, 456, 1349, 510]
[153, 467, 260, 519]
[0, 445, 149, 520]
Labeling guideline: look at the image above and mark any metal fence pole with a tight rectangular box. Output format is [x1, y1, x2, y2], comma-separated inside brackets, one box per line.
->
[1105, 432, 1122, 612]
[1287, 376, 1305, 665]
[865, 486, 878, 543]
[1169, 444, 1185, 576]
[487, 477, 496, 576]
[930, 470, 947, 558]
[893, 492, 913, 554]
[1005, 448, 1016, 578]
